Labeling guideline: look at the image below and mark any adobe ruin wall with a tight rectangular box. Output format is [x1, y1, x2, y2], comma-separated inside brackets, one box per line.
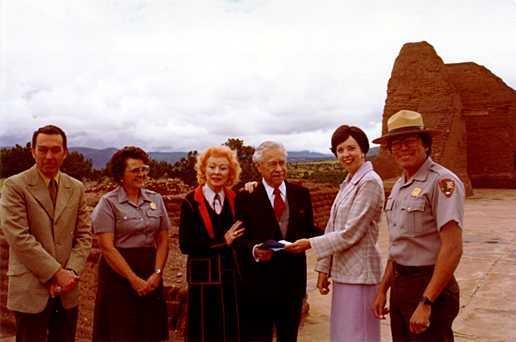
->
[373, 41, 516, 192]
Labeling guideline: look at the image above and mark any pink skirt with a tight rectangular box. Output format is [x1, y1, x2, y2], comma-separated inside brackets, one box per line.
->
[331, 282, 380, 342]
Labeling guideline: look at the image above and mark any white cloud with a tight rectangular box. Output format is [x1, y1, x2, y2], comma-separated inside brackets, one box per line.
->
[1, 0, 515, 152]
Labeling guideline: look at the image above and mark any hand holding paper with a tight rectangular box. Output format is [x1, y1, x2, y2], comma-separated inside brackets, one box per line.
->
[254, 244, 274, 262]
[259, 239, 292, 252]
[284, 238, 311, 253]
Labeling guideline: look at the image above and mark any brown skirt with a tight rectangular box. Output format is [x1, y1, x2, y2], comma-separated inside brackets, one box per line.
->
[93, 247, 169, 342]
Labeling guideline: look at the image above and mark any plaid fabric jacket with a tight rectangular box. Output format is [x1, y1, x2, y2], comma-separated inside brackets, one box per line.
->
[312, 161, 384, 284]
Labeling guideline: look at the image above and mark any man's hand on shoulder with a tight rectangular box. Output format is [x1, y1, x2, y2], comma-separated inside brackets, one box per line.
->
[241, 181, 259, 193]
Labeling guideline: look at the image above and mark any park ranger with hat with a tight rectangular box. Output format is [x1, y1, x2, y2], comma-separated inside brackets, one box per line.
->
[372, 110, 464, 341]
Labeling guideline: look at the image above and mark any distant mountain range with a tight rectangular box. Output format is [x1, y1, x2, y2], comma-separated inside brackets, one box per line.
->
[69, 146, 379, 169]
[368, 146, 380, 159]
[69, 147, 188, 169]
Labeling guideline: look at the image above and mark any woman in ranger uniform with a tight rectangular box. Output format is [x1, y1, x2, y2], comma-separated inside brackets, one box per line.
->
[179, 145, 245, 342]
[91, 146, 170, 342]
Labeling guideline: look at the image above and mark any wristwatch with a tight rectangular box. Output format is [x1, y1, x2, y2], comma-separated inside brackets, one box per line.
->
[420, 295, 433, 306]
[154, 268, 162, 276]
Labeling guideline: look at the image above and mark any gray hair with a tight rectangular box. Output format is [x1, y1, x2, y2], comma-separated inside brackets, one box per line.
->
[252, 141, 288, 163]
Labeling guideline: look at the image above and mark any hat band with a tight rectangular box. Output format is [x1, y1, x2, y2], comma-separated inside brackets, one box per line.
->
[388, 126, 425, 135]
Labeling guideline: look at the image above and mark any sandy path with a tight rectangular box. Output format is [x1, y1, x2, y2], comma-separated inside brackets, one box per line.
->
[1, 189, 514, 342]
[298, 189, 516, 342]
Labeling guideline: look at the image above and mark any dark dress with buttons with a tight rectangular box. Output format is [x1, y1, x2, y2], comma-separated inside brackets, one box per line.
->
[179, 188, 241, 342]
[91, 187, 170, 342]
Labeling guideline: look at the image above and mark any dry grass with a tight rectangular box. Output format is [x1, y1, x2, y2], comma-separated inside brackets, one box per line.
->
[288, 160, 346, 184]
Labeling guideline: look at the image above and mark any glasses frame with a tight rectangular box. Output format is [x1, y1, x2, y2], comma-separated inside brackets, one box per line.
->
[127, 165, 150, 175]
[389, 136, 421, 151]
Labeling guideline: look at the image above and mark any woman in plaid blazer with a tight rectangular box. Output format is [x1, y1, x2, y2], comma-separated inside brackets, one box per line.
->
[286, 125, 384, 342]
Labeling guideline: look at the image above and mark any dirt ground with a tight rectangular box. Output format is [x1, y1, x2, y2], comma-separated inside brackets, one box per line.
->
[299, 189, 516, 342]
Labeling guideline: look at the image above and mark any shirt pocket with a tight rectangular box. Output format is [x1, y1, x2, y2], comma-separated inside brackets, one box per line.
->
[146, 209, 163, 230]
[399, 198, 426, 235]
[384, 197, 394, 227]
[116, 213, 144, 235]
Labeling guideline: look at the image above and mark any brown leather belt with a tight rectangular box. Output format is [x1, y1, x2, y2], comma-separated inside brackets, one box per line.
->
[393, 262, 434, 276]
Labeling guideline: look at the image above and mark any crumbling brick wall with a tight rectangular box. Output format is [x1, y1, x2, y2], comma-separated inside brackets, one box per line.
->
[0, 179, 337, 340]
[373, 41, 516, 192]
[446, 62, 516, 188]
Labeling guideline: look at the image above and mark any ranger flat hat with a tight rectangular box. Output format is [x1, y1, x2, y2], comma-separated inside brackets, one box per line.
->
[372, 110, 441, 144]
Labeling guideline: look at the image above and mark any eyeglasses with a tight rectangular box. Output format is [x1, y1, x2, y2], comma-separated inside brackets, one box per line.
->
[390, 137, 420, 151]
[127, 165, 150, 174]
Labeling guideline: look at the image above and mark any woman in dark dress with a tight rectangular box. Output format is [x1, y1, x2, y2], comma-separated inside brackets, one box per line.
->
[91, 146, 170, 342]
[179, 145, 245, 342]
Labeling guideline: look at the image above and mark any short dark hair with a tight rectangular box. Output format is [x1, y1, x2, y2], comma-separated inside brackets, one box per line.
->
[32, 125, 68, 150]
[330, 125, 370, 155]
[108, 146, 150, 183]
[420, 133, 432, 156]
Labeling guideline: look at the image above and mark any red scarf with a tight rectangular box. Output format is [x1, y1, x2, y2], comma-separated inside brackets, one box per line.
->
[193, 186, 236, 240]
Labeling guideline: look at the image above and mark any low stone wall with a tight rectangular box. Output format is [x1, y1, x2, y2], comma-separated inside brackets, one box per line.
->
[0, 179, 338, 339]
[0, 238, 15, 335]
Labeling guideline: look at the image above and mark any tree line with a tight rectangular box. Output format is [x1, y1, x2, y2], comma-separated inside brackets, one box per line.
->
[0, 139, 259, 187]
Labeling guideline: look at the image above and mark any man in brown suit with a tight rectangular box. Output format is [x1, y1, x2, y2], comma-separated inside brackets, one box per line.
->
[0, 125, 92, 342]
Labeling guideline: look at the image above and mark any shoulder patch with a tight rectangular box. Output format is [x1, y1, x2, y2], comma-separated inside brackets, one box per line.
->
[438, 178, 456, 197]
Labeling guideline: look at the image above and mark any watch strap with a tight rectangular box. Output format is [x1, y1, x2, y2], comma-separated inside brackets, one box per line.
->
[420, 295, 433, 306]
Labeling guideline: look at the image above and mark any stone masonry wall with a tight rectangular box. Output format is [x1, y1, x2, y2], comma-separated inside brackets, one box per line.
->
[0, 179, 337, 340]
[374, 41, 516, 192]
[446, 62, 516, 187]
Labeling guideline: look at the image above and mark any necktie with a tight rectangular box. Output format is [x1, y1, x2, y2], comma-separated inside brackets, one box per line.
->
[49, 179, 58, 208]
[213, 193, 222, 215]
[273, 187, 285, 220]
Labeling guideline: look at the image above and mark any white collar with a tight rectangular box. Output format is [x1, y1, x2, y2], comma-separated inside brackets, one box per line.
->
[202, 184, 225, 205]
[262, 179, 286, 204]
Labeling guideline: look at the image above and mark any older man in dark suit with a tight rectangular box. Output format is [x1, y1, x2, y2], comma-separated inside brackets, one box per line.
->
[236, 141, 319, 342]
[0, 125, 92, 342]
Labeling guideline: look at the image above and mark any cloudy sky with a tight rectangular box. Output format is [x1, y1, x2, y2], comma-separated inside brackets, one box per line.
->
[1, 0, 515, 153]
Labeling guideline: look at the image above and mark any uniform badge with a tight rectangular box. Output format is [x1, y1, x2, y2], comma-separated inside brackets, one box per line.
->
[149, 202, 157, 210]
[411, 187, 422, 197]
[438, 178, 456, 197]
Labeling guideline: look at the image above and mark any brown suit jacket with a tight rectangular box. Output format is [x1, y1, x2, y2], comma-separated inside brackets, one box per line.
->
[0, 165, 92, 313]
